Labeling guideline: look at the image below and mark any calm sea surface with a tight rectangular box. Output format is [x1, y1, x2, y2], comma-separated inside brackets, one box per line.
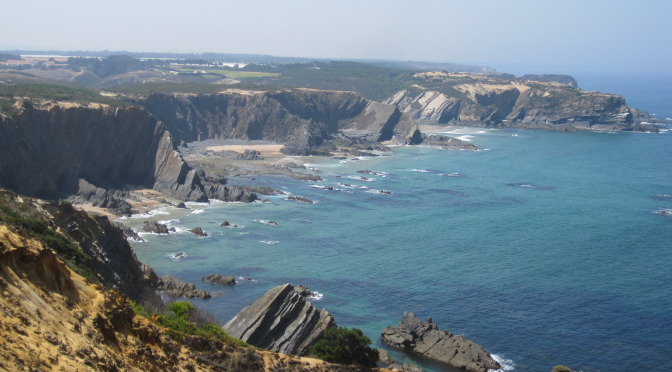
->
[127, 75, 672, 372]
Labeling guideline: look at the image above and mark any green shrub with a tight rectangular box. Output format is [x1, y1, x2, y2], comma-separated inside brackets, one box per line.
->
[156, 301, 247, 346]
[309, 326, 379, 367]
[0, 199, 93, 280]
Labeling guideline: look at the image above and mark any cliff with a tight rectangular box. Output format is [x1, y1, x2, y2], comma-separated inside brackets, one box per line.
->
[0, 189, 376, 371]
[0, 100, 258, 204]
[224, 283, 336, 356]
[386, 72, 657, 131]
[143, 89, 421, 155]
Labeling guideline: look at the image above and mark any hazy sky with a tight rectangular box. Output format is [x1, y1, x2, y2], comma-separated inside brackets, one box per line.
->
[2, 0, 670, 75]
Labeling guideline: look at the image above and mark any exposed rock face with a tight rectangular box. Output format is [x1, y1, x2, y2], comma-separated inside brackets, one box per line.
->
[381, 312, 501, 372]
[386, 72, 657, 131]
[224, 283, 335, 356]
[202, 274, 236, 286]
[42, 200, 159, 302]
[0, 100, 208, 202]
[142, 221, 170, 234]
[158, 274, 211, 299]
[0, 217, 359, 371]
[143, 89, 421, 156]
[189, 227, 208, 237]
[421, 135, 479, 150]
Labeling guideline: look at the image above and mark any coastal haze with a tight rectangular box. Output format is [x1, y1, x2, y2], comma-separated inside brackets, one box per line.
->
[2, 0, 671, 75]
[1, 1, 671, 372]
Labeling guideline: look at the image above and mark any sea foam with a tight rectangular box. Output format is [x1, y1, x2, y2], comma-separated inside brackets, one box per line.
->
[489, 354, 515, 371]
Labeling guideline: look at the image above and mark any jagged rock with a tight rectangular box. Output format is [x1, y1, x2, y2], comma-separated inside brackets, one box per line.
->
[421, 135, 479, 150]
[286, 196, 314, 204]
[175, 202, 187, 209]
[224, 283, 335, 356]
[38, 198, 159, 302]
[189, 227, 208, 237]
[157, 274, 211, 299]
[142, 221, 169, 234]
[114, 222, 145, 242]
[201, 274, 236, 286]
[377, 349, 425, 371]
[293, 285, 315, 297]
[381, 312, 500, 372]
[0, 101, 209, 202]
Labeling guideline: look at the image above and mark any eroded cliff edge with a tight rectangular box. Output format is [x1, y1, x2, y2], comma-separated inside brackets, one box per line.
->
[386, 72, 658, 131]
[142, 89, 422, 155]
[0, 100, 258, 204]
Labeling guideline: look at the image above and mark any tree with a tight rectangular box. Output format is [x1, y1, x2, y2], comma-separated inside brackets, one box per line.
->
[309, 327, 379, 367]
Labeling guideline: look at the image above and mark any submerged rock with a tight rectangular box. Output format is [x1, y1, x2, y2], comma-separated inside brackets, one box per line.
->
[381, 312, 500, 372]
[158, 274, 211, 299]
[224, 283, 335, 356]
[286, 196, 314, 204]
[201, 274, 236, 286]
[189, 227, 208, 237]
[142, 221, 169, 234]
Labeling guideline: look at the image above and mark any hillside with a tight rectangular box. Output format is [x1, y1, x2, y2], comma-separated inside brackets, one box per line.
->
[0, 189, 378, 371]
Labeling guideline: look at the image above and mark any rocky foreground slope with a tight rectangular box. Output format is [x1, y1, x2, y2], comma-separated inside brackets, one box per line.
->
[0, 190, 378, 371]
[387, 72, 657, 131]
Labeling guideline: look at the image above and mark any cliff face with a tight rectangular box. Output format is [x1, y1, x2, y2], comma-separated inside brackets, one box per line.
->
[224, 284, 336, 356]
[387, 72, 655, 131]
[0, 100, 206, 201]
[143, 89, 421, 155]
[0, 221, 359, 371]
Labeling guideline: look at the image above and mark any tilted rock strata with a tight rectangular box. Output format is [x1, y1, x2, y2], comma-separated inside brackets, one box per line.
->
[143, 89, 422, 155]
[381, 312, 500, 372]
[386, 72, 657, 131]
[0, 222, 366, 371]
[0, 100, 260, 206]
[224, 283, 335, 356]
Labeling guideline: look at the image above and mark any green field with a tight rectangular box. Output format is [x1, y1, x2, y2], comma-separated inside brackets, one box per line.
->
[173, 68, 280, 78]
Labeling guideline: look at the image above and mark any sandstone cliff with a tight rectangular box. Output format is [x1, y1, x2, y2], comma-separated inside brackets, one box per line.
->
[386, 72, 656, 131]
[0, 225, 368, 371]
[0, 190, 377, 371]
[224, 283, 336, 356]
[143, 89, 421, 155]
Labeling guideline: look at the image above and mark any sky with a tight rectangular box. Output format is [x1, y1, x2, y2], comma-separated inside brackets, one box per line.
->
[2, 0, 671, 75]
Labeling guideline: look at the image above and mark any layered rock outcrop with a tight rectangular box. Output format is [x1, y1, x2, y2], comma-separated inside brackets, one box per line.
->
[386, 72, 657, 131]
[143, 89, 421, 155]
[381, 312, 500, 372]
[0, 101, 206, 201]
[224, 283, 335, 355]
[0, 211, 361, 371]
[0, 100, 263, 206]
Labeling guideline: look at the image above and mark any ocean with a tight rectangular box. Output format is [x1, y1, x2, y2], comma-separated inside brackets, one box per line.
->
[124, 74, 672, 372]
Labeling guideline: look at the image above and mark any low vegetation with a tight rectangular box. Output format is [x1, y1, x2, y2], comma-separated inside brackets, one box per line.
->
[309, 326, 379, 367]
[133, 299, 248, 347]
[0, 194, 94, 279]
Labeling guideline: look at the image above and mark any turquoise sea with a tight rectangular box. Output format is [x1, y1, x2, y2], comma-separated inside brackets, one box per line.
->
[126, 74, 672, 372]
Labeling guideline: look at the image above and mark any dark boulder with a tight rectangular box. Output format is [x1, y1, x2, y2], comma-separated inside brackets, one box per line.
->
[157, 274, 211, 299]
[142, 221, 169, 234]
[381, 312, 500, 372]
[201, 274, 236, 286]
[189, 227, 208, 237]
